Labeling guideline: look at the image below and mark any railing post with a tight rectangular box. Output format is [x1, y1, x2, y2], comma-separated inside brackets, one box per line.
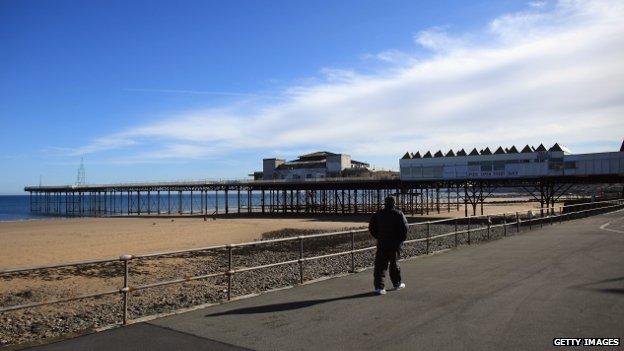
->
[299, 236, 304, 284]
[503, 214, 507, 236]
[426, 222, 430, 254]
[350, 231, 355, 273]
[545, 207, 550, 225]
[486, 216, 491, 240]
[454, 218, 458, 247]
[561, 207, 570, 221]
[120, 254, 132, 325]
[227, 245, 233, 301]
[467, 217, 471, 245]
[516, 212, 520, 233]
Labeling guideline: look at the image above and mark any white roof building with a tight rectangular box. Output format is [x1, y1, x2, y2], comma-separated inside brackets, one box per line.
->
[400, 142, 624, 180]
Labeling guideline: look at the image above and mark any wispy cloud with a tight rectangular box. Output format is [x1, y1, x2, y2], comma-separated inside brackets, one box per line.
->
[362, 49, 417, 65]
[67, 0, 624, 165]
[529, 1, 547, 8]
[125, 88, 259, 97]
[51, 135, 138, 156]
[413, 26, 471, 53]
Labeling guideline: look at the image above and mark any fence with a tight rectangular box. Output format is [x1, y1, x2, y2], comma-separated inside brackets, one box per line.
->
[1, 199, 623, 336]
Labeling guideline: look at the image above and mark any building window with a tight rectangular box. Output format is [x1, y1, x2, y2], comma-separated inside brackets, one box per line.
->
[480, 161, 493, 172]
[549, 158, 564, 170]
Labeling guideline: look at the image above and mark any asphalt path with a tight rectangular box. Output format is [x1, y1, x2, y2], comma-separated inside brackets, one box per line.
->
[29, 210, 624, 351]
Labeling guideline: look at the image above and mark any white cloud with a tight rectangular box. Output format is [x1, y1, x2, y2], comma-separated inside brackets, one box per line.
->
[58, 135, 138, 156]
[362, 49, 417, 65]
[414, 26, 469, 52]
[124, 88, 259, 97]
[528, 1, 547, 9]
[69, 0, 624, 166]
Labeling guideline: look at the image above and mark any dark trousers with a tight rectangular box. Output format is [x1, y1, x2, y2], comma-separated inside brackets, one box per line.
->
[373, 247, 401, 289]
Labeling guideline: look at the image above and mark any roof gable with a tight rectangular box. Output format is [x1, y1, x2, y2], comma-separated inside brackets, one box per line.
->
[548, 143, 563, 152]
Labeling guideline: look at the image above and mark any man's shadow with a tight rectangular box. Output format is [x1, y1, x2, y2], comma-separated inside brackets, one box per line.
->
[570, 276, 624, 295]
[205, 291, 377, 317]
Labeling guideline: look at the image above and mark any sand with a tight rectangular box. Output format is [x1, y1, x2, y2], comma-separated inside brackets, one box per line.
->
[0, 217, 369, 269]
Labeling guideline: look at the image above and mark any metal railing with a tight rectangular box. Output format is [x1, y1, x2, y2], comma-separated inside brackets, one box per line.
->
[1, 199, 623, 327]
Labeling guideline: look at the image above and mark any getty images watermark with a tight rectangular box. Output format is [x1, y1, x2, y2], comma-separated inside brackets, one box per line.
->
[553, 338, 620, 347]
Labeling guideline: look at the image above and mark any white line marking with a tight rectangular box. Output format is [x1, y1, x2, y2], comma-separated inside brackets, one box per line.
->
[600, 223, 624, 234]
[599, 211, 624, 234]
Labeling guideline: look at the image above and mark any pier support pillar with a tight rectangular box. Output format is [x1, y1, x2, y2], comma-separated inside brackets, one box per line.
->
[225, 189, 229, 214]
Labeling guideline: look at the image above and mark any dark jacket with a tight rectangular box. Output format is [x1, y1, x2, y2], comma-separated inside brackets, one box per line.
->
[369, 205, 409, 250]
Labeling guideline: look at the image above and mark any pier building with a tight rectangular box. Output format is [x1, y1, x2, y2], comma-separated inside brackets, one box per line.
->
[259, 151, 369, 180]
[400, 143, 624, 180]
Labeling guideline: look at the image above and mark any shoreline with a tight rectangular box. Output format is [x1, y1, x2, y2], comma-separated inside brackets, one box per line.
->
[0, 217, 66, 223]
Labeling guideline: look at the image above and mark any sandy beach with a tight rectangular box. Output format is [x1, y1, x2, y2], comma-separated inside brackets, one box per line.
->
[0, 216, 371, 269]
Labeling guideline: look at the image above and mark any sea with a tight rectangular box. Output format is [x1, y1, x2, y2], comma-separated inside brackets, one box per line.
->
[0, 194, 265, 222]
[0, 195, 47, 222]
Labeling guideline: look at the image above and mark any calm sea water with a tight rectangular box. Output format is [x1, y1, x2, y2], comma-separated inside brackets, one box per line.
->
[0, 194, 266, 222]
[0, 195, 49, 222]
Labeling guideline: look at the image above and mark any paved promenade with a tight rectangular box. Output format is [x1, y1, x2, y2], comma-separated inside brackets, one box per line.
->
[30, 210, 624, 350]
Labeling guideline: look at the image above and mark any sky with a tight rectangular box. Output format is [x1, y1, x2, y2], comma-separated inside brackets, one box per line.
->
[1, 0, 623, 194]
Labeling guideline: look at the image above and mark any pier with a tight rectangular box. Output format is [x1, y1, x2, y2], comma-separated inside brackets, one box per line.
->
[24, 174, 624, 218]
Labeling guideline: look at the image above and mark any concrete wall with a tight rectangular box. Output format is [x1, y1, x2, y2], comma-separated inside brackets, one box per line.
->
[327, 154, 351, 174]
[263, 158, 285, 180]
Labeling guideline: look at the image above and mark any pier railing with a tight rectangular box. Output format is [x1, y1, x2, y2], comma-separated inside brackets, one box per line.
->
[1, 199, 623, 333]
[25, 176, 401, 190]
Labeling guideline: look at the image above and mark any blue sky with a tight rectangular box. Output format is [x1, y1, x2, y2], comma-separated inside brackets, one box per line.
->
[1, 0, 623, 194]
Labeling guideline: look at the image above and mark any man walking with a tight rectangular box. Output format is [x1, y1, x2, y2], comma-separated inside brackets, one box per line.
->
[369, 195, 408, 295]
